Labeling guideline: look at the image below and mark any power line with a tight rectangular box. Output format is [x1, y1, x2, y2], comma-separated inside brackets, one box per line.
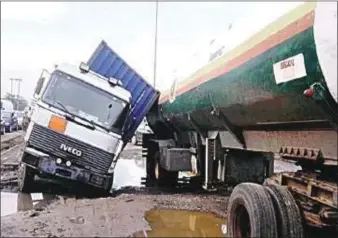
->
[153, 0, 159, 88]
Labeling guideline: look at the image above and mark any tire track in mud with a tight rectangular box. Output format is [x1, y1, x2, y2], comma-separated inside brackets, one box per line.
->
[1, 134, 25, 193]
[1, 131, 24, 152]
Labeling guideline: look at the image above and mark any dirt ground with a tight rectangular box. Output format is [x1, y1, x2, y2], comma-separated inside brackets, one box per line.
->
[0, 133, 329, 237]
[1, 189, 229, 237]
[1, 138, 229, 237]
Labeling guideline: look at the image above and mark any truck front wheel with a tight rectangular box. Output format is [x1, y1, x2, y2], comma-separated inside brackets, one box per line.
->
[18, 163, 36, 193]
[227, 183, 278, 238]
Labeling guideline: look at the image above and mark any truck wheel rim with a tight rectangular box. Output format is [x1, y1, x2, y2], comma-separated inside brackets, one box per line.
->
[234, 205, 251, 237]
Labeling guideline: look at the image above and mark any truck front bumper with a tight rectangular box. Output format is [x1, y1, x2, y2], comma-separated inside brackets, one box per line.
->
[22, 147, 112, 190]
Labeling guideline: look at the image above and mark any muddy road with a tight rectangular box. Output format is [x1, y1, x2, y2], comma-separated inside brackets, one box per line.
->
[1, 137, 229, 237]
[0, 133, 331, 237]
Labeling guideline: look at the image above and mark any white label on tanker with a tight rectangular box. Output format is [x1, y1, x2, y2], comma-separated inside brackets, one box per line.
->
[273, 53, 307, 84]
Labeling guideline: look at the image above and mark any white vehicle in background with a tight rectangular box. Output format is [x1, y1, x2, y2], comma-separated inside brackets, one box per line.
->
[1, 99, 14, 111]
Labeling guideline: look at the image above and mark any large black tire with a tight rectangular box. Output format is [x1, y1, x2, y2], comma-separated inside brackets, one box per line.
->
[264, 184, 304, 238]
[154, 151, 178, 188]
[227, 182, 278, 238]
[18, 163, 36, 193]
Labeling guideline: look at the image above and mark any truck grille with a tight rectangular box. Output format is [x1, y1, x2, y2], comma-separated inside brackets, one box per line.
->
[28, 124, 114, 174]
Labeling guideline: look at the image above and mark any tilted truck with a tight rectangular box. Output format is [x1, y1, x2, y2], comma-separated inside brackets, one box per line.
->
[19, 46, 159, 193]
[136, 2, 336, 238]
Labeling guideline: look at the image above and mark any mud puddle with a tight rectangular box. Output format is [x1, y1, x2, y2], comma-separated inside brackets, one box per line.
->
[132, 209, 227, 237]
[1, 192, 57, 217]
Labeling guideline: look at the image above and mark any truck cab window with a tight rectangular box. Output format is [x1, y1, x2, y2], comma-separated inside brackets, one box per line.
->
[42, 71, 128, 133]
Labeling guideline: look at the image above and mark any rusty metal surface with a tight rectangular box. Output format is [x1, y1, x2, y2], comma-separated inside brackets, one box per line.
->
[266, 171, 338, 228]
[279, 146, 323, 161]
[244, 130, 337, 161]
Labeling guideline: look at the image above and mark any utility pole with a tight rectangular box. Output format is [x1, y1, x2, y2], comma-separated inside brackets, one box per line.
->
[10, 78, 14, 96]
[9, 78, 23, 110]
[16, 78, 22, 99]
[9, 78, 22, 98]
[153, 0, 159, 88]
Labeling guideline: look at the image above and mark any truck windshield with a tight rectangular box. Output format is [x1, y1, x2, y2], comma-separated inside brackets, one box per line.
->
[41, 70, 128, 133]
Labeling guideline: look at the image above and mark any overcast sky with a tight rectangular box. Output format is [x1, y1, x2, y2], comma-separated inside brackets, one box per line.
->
[1, 1, 303, 101]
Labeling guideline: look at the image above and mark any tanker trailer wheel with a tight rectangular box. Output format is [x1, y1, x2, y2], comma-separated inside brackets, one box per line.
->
[227, 182, 278, 238]
[154, 151, 178, 188]
[264, 184, 304, 238]
[18, 163, 36, 193]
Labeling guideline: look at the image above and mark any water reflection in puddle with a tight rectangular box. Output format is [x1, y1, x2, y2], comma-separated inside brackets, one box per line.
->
[133, 209, 226, 237]
[1, 192, 56, 217]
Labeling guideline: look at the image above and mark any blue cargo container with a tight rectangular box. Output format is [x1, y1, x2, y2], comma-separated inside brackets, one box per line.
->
[87, 40, 159, 142]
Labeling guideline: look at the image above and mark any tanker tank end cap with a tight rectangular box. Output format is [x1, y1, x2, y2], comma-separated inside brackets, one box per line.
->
[79, 62, 90, 73]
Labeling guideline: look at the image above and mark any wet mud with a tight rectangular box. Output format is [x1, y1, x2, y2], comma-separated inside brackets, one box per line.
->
[1, 142, 230, 237]
[1, 190, 229, 237]
[1, 132, 24, 152]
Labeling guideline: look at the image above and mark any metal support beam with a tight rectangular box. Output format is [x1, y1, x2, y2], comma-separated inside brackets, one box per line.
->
[217, 110, 246, 148]
[202, 138, 217, 191]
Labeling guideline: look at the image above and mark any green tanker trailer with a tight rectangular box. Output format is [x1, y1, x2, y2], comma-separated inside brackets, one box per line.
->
[142, 2, 337, 237]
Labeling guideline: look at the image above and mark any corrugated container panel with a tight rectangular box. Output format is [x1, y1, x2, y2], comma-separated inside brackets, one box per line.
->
[87, 40, 159, 141]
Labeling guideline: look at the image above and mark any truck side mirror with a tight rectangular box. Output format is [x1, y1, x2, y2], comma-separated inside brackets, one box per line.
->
[34, 68, 50, 97]
[34, 77, 45, 96]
